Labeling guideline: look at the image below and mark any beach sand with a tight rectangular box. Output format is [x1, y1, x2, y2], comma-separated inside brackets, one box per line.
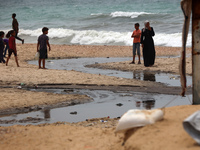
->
[0, 44, 198, 150]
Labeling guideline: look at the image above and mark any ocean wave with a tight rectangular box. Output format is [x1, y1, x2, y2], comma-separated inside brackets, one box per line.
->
[19, 28, 191, 47]
[110, 11, 153, 18]
[90, 13, 104, 16]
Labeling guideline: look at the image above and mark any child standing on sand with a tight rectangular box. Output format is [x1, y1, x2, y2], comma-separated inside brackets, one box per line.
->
[131, 23, 141, 64]
[0, 31, 6, 63]
[37, 27, 51, 69]
[5, 30, 19, 67]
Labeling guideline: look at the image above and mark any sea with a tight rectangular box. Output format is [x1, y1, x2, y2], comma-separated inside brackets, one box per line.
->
[0, 0, 191, 47]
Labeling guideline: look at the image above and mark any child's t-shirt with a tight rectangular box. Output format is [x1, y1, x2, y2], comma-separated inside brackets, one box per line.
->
[9, 36, 16, 50]
[38, 34, 49, 50]
[133, 29, 141, 43]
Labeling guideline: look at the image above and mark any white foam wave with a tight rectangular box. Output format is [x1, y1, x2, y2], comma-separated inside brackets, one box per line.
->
[110, 11, 152, 18]
[19, 28, 191, 47]
[90, 13, 104, 16]
[154, 32, 191, 47]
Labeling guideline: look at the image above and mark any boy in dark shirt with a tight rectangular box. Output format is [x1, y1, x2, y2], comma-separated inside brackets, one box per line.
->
[12, 13, 24, 44]
[37, 27, 51, 69]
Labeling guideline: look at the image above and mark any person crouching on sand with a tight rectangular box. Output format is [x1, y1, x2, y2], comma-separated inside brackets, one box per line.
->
[131, 23, 141, 64]
[37, 27, 51, 69]
[6, 30, 19, 67]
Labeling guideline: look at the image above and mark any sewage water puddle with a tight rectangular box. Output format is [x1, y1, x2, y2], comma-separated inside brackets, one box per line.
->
[29, 57, 192, 86]
[0, 57, 192, 126]
[0, 89, 192, 126]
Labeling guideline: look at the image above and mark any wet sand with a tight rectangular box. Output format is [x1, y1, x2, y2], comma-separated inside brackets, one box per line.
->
[0, 44, 198, 150]
[87, 57, 192, 75]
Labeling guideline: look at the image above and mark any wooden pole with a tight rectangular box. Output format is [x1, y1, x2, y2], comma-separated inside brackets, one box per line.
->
[192, 0, 200, 104]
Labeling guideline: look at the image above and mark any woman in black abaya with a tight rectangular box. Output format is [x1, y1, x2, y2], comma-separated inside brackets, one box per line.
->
[140, 20, 155, 67]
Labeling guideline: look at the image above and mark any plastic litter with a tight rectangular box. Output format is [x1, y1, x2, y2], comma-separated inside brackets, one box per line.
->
[34, 52, 40, 60]
[116, 103, 123, 107]
[20, 83, 25, 86]
[70, 111, 77, 115]
[183, 110, 200, 145]
[115, 109, 164, 133]
[17, 86, 22, 89]
[100, 120, 107, 123]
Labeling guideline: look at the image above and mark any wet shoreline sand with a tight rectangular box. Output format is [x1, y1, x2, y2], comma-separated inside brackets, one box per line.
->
[0, 44, 198, 150]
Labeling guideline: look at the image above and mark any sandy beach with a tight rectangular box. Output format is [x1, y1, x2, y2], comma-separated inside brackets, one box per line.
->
[0, 43, 198, 150]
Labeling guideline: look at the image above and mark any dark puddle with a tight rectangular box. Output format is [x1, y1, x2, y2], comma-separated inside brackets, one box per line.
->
[29, 57, 192, 86]
[0, 57, 192, 126]
[0, 89, 192, 126]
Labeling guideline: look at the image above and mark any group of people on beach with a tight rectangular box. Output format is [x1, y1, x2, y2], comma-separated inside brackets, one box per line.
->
[131, 20, 155, 67]
[0, 13, 51, 69]
[1, 13, 155, 69]
[0, 13, 24, 67]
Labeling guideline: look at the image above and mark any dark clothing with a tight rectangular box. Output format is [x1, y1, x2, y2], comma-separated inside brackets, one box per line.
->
[38, 34, 49, 50]
[12, 18, 19, 31]
[12, 18, 23, 42]
[141, 27, 155, 67]
[38, 34, 49, 59]
[15, 32, 23, 41]
[8, 49, 17, 57]
[0, 38, 5, 63]
[3, 39, 9, 57]
[39, 49, 48, 59]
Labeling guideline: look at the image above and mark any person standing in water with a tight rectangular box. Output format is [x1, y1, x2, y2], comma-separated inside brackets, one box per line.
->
[37, 27, 51, 69]
[131, 23, 141, 64]
[140, 20, 155, 67]
[12, 13, 24, 44]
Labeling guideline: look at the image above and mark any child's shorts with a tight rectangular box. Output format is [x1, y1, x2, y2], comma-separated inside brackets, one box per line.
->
[133, 43, 140, 55]
[39, 49, 48, 59]
[8, 49, 17, 57]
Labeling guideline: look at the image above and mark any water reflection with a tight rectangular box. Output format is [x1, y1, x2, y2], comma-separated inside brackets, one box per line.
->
[135, 99, 155, 110]
[133, 71, 142, 80]
[143, 73, 156, 82]
[43, 109, 51, 119]
[133, 71, 156, 82]
[142, 99, 155, 109]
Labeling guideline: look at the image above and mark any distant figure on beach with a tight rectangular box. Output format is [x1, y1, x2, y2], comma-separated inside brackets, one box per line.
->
[131, 23, 141, 64]
[3, 38, 9, 58]
[0, 31, 6, 63]
[140, 20, 155, 67]
[5, 30, 20, 67]
[37, 27, 51, 69]
[12, 13, 24, 44]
